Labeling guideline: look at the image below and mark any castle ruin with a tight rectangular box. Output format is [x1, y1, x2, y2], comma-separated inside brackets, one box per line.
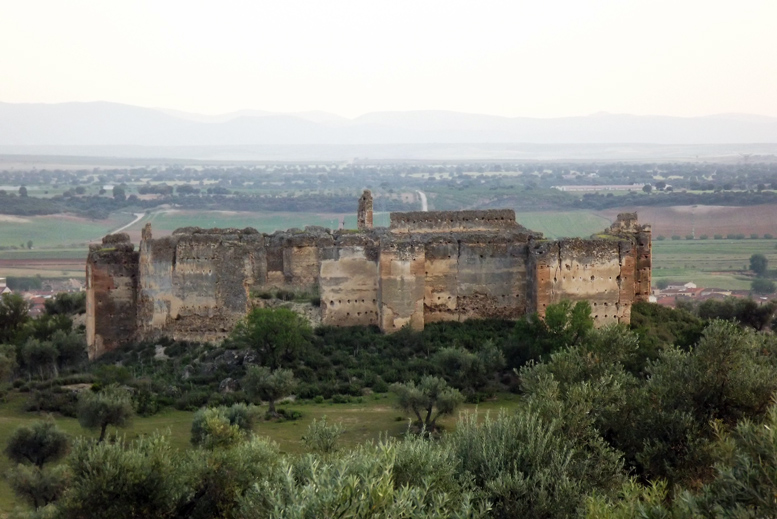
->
[86, 192, 651, 359]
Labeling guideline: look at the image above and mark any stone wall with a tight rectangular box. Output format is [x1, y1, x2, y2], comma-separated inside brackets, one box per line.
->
[86, 206, 651, 358]
[529, 239, 629, 326]
[390, 210, 521, 233]
[136, 226, 263, 344]
[423, 232, 532, 323]
[378, 237, 426, 331]
[85, 234, 138, 359]
[319, 234, 380, 327]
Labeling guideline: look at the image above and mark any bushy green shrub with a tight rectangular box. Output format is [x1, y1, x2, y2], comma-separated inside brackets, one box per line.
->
[191, 404, 258, 449]
[302, 417, 345, 454]
[175, 389, 212, 411]
[331, 394, 351, 404]
[447, 410, 623, 519]
[24, 388, 79, 417]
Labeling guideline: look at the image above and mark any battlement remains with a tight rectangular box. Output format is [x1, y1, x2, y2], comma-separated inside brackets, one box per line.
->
[390, 209, 520, 233]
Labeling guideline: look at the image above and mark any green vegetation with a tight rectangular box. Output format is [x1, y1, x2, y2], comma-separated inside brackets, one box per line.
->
[391, 376, 464, 432]
[0, 214, 129, 249]
[6, 271, 777, 515]
[76, 385, 135, 442]
[652, 239, 777, 290]
[512, 211, 610, 238]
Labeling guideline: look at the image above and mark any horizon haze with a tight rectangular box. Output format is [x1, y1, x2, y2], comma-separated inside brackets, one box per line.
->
[1, 1, 776, 119]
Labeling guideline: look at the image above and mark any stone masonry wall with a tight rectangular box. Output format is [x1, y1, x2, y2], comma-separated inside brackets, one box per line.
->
[378, 238, 426, 331]
[320, 234, 380, 327]
[85, 233, 138, 359]
[529, 237, 640, 326]
[390, 210, 521, 233]
[423, 233, 532, 323]
[86, 207, 651, 357]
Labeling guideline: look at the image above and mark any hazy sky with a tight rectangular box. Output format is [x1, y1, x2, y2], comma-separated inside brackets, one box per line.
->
[1, 0, 776, 118]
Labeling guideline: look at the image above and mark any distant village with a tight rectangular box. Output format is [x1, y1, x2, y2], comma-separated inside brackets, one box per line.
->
[0, 276, 84, 316]
[651, 281, 773, 307]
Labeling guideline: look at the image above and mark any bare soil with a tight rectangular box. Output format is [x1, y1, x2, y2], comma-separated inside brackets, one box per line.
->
[598, 205, 777, 237]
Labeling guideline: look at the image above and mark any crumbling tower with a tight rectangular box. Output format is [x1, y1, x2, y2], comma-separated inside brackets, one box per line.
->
[357, 190, 373, 230]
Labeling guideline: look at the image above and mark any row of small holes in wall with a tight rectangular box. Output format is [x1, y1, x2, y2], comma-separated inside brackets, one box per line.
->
[329, 299, 378, 306]
[344, 311, 377, 317]
[394, 217, 507, 224]
[553, 275, 623, 282]
[433, 294, 519, 301]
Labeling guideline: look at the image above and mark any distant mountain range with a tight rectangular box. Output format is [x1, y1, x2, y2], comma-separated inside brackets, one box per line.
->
[2, 102, 777, 148]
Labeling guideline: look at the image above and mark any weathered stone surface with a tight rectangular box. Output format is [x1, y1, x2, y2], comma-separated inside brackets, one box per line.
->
[219, 377, 240, 393]
[86, 201, 651, 358]
[357, 190, 373, 230]
[390, 209, 521, 233]
[86, 233, 139, 359]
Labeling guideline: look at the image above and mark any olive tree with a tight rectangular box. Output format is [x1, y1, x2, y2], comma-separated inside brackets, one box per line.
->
[7, 464, 69, 510]
[228, 307, 311, 369]
[242, 366, 296, 417]
[21, 337, 60, 379]
[77, 385, 134, 442]
[391, 376, 464, 431]
[4, 419, 70, 510]
[56, 433, 189, 519]
[5, 418, 69, 468]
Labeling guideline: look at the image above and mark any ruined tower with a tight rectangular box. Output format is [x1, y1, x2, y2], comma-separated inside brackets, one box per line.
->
[357, 190, 373, 230]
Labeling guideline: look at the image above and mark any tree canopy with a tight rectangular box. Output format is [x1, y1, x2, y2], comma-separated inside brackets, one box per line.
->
[228, 308, 311, 369]
[391, 376, 464, 431]
[750, 253, 768, 276]
[4, 418, 69, 468]
[77, 385, 134, 442]
[242, 366, 296, 417]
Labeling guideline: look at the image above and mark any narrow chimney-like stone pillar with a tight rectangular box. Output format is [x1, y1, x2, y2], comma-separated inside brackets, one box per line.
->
[357, 189, 373, 230]
[141, 222, 152, 242]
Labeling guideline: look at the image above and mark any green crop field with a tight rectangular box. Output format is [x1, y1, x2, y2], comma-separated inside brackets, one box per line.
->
[0, 392, 520, 512]
[0, 249, 86, 261]
[0, 214, 132, 249]
[513, 211, 611, 239]
[651, 239, 777, 290]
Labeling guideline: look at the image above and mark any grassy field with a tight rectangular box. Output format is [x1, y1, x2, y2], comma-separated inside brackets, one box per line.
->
[0, 250, 86, 261]
[0, 214, 132, 249]
[514, 211, 611, 238]
[0, 392, 521, 512]
[651, 239, 777, 289]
